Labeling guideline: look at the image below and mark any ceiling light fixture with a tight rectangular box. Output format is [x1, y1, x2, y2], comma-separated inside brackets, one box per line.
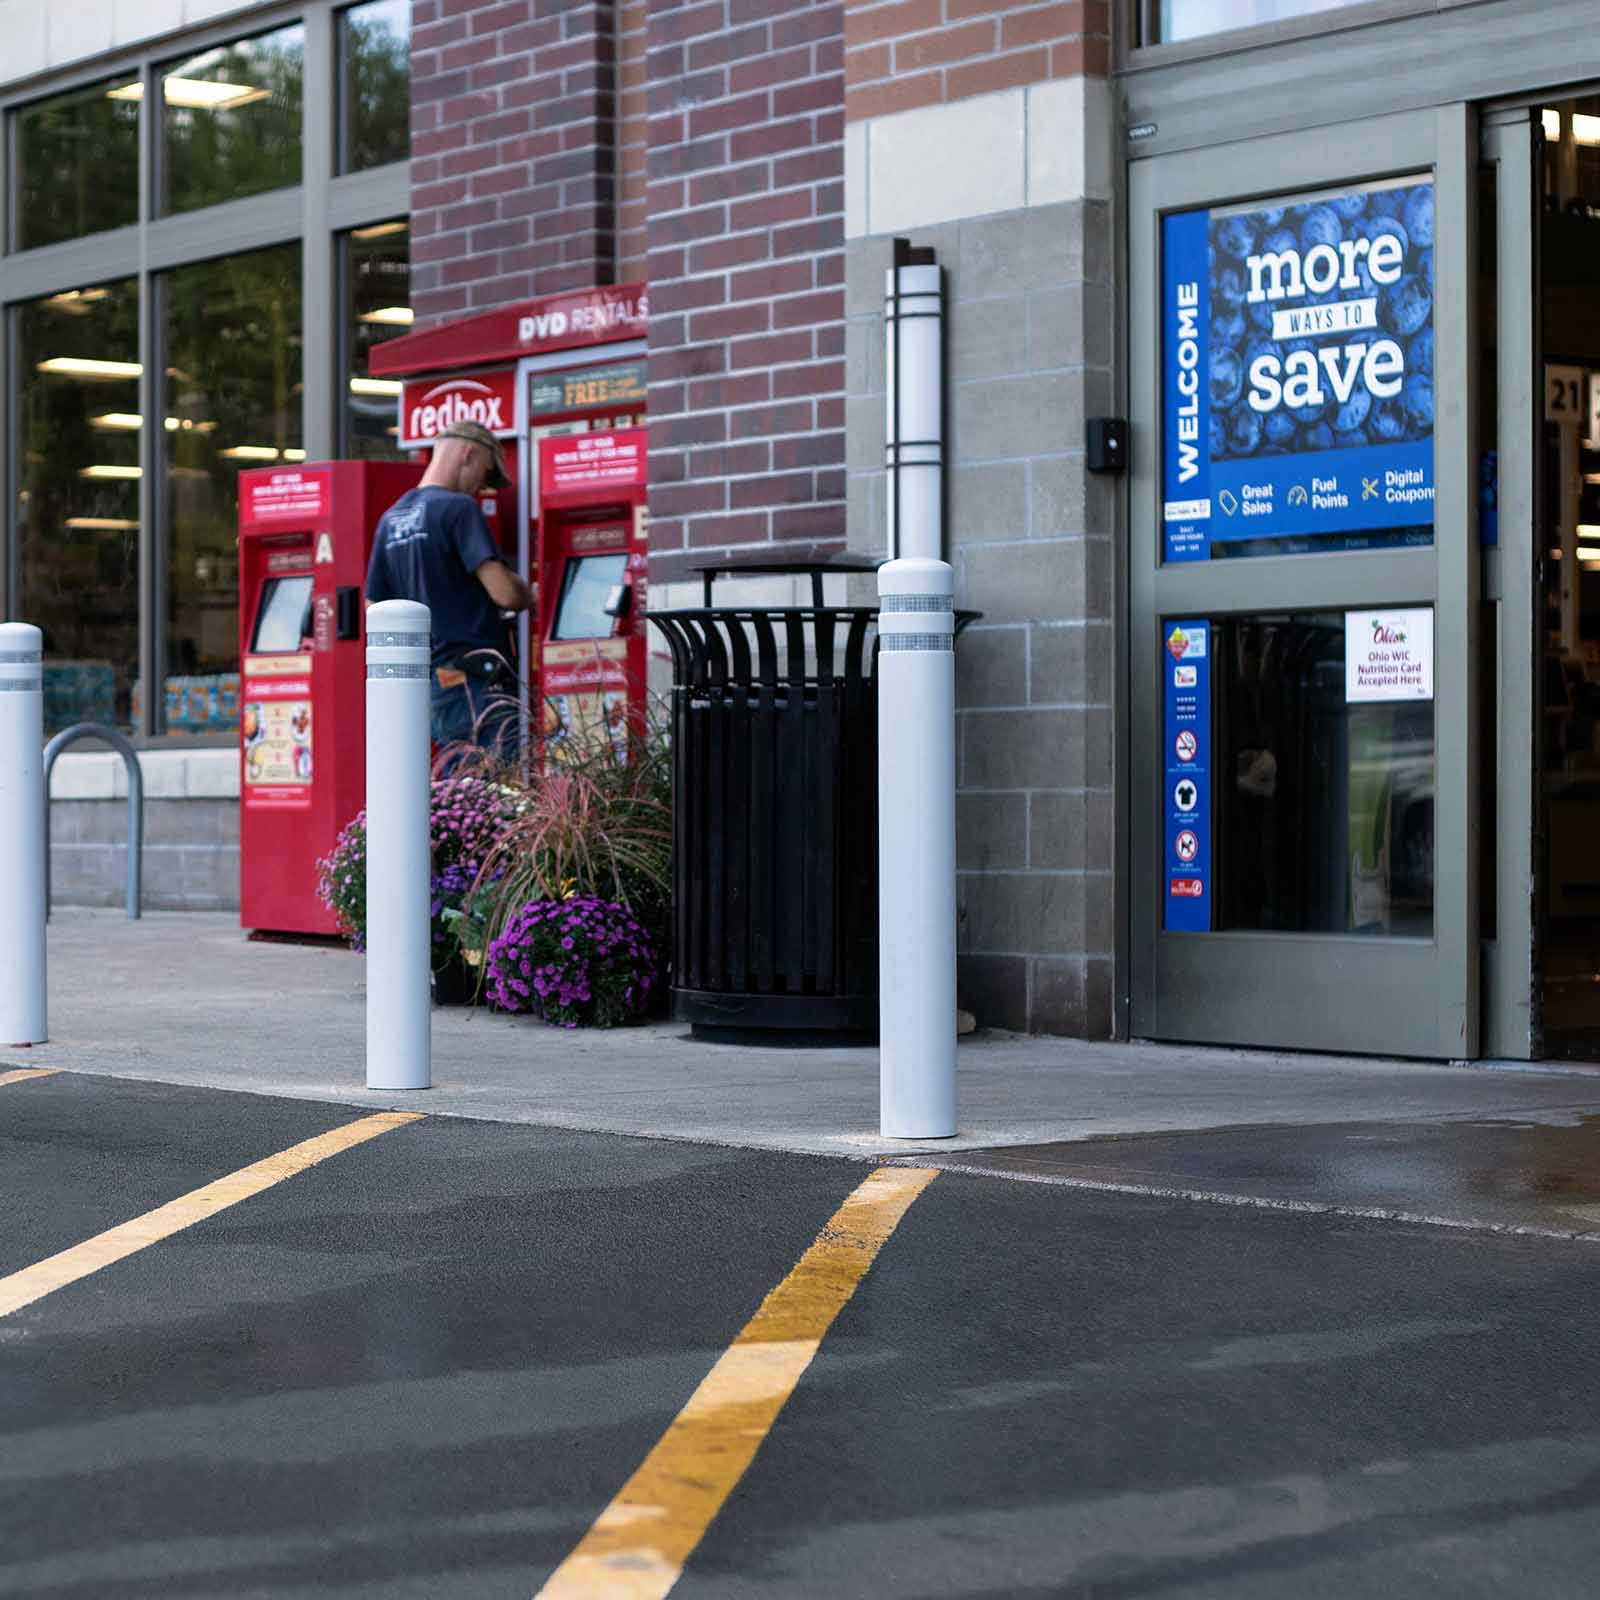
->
[349, 376, 403, 396]
[351, 221, 408, 240]
[79, 464, 142, 479]
[219, 445, 282, 461]
[1544, 108, 1562, 143]
[1572, 112, 1600, 146]
[359, 306, 414, 326]
[37, 357, 142, 379]
[109, 77, 270, 110]
[64, 516, 139, 531]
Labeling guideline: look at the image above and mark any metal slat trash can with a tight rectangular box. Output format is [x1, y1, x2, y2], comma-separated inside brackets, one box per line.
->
[651, 559, 881, 1037]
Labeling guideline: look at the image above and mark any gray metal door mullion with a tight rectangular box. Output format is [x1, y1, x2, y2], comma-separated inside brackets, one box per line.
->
[1483, 112, 1538, 1060]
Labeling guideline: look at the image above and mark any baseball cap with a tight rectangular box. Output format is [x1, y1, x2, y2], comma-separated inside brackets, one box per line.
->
[438, 419, 509, 489]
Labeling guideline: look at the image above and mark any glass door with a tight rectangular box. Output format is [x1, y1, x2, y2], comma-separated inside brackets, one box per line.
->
[1129, 110, 1483, 1057]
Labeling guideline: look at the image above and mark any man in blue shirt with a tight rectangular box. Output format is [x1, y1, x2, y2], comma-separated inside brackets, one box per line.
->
[366, 420, 533, 753]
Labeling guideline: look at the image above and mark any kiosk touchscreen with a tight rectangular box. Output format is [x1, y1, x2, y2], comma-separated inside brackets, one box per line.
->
[237, 460, 422, 935]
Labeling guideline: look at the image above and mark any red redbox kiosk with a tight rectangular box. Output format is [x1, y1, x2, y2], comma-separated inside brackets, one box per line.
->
[536, 428, 650, 753]
[237, 460, 422, 934]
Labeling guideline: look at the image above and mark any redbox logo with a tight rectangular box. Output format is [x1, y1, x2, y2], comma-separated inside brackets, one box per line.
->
[408, 379, 505, 440]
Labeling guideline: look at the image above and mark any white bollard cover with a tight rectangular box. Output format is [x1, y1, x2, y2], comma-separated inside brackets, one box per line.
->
[877, 559, 956, 1138]
[365, 599, 432, 1090]
[0, 623, 46, 1045]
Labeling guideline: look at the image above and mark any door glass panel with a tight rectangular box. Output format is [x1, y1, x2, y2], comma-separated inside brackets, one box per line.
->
[1162, 176, 1436, 562]
[1213, 612, 1435, 935]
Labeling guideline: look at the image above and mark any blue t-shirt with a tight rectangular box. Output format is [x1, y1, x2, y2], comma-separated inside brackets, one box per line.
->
[366, 487, 505, 668]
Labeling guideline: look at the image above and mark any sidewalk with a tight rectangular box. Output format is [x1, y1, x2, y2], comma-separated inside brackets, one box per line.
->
[20, 910, 1600, 1160]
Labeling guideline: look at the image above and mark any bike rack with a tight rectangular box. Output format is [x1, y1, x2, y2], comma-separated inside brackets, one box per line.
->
[43, 724, 143, 921]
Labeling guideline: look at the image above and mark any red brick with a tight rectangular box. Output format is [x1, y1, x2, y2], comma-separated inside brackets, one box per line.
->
[775, 74, 844, 118]
[730, 188, 814, 231]
[650, 345, 728, 383]
[816, 397, 845, 429]
[690, 301, 769, 340]
[729, 45, 814, 94]
[652, 412, 730, 449]
[689, 371, 772, 409]
[689, 233, 771, 272]
[443, 33, 502, 70]
[772, 505, 846, 543]
[846, 42, 891, 83]
[729, 116, 822, 163]
[686, 513, 770, 548]
[689, 165, 772, 205]
[773, 148, 840, 187]
[772, 359, 845, 398]
[470, 219, 533, 252]
[772, 217, 842, 256]
[651, 205, 730, 244]
[469, 0, 531, 34]
[729, 258, 813, 300]
[772, 433, 846, 469]
[772, 289, 843, 330]
[771, 6, 844, 50]
[654, 480, 728, 517]
[946, 46, 1050, 100]
[688, 22, 769, 70]
[896, 18, 997, 70]
[689, 90, 772, 138]
[845, 0, 940, 47]
[690, 442, 771, 477]
[728, 331, 813, 370]
[845, 73, 942, 121]
[1001, 1, 1084, 49]
[729, 471, 815, 508]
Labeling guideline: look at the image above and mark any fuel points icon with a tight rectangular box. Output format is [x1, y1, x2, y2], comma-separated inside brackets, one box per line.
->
[1287, 484, 1309, 506]
[1174, 729, 1198, 763]
[1175, 829, 1200, 864]
[1174, 777, 1199, 813]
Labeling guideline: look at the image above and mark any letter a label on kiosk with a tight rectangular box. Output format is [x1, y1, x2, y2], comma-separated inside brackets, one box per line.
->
[1162, 176, 1436, 561]
[1164, 621, 1210, 931]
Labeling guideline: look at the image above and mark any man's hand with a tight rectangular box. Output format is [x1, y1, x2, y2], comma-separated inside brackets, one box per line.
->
[474, 559, 533, 612]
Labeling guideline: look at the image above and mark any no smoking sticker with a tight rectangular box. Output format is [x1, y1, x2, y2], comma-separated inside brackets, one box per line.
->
[1175, 830, 1199, 863]
[1174, 730, 1197, 762]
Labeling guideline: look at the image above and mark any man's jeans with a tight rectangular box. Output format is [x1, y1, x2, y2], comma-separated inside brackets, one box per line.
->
[430, 676, 518, 761]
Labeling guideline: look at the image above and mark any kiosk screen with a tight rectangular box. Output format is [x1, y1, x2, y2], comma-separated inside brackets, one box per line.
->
[552, 554, 627, 640]
[251, 575, 313, 653]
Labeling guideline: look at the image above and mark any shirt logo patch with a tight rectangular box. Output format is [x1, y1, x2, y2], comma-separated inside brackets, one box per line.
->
[385, 504, 427, 546]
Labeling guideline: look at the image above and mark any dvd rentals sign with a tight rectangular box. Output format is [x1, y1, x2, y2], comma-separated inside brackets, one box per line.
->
[1163, 176, 1436, 561]
[399, 368, 517, 450]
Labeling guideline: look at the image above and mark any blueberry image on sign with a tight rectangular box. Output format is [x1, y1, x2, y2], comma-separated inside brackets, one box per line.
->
[1404, 373, 1434, 430]
[1216, 214, 1258, 260]
[1404, 185, 1434, 248]
[1410, 325, 1433, 376]
[1228, 406, 1264, 455]
[1370, 396, 1408, 443]
[1211, 345, 1245, 407]
[1264, 409, 1299, 449]
[1382, 274, 1432, 338]
[1299, 205, 1342, 251]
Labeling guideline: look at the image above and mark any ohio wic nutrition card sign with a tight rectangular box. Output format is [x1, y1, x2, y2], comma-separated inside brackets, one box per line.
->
[1162, 176, 1436, 562]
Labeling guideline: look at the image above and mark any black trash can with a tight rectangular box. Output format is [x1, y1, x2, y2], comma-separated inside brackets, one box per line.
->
[651, 559, 881, 1037]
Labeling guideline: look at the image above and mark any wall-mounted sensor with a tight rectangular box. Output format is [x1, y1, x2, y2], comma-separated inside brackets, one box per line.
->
[1086, 417, 1127, 474]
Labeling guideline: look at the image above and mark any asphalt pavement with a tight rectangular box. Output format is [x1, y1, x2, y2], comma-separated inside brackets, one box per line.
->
[6, 1070, 1600, 1598]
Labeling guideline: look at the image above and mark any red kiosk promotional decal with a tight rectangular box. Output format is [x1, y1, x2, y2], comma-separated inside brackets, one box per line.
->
[544, 430, 646, 494]
[244, 470, 330, 524]
[243, 654, 313, 807]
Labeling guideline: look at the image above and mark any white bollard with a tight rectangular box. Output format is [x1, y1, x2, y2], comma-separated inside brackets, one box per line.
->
[0, 624, 46, 1047]
[877, 558, 956, 1139]
[365, 599, 432, 1090]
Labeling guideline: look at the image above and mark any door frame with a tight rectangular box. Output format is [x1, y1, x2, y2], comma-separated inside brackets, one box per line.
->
[1127, 106, 1482, 1059]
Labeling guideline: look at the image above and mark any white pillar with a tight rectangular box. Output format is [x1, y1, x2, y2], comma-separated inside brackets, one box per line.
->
[0, 624, 45, 1047]
[878, 559, 956, 1138]
[885, 244, 944, 562]
[366, 600, 432, 1091]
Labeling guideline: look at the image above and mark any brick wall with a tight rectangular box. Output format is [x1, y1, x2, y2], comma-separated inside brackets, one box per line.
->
[643, 0, 847, 582]
[410, 0, 621, 330]
[845, 0, 1108, 122]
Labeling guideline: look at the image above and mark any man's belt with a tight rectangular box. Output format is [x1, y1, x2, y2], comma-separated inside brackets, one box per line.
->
[435, 653, 511, 691]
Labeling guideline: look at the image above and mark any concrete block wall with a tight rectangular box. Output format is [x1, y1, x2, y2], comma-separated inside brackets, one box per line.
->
[844, 0, 1117, 1036]
[643, 0, 847, 584]
[411, 0, 620, 329]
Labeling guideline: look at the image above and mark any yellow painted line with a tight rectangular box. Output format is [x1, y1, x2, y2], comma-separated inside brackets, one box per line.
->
[0, 1068, 61, 1088]
[536, 1164, 939, 1600]
[0, 1111, 422, 1321]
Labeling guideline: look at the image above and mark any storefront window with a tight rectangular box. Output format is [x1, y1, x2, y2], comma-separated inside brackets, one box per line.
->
[1162, 175, 1436, 562]
[161, 24, 304, 215]
[1148, 0, 1384, 45]
[14, 79, 140, 252]
[340, 0, 411, 172]
[344, 221, 410, 458]
[1212, 612, 1434, 936]
[163, 244, 303, 734]
[15, 281, 141, 735]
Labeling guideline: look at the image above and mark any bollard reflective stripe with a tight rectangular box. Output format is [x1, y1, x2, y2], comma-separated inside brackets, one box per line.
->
[365, 599, 432, 1091]
[877, 559, 956, 1139]
[0, 624, 46, 1045]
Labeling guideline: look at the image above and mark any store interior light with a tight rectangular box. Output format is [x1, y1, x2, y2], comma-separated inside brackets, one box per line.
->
[1573, 112, 1600, 147]
[282, 448, 307, 461]
[1544, 108, 1563, 143]
[45, 288, 111, 314]
[219, 445, 282, 461]
[37, 357, 142, 379]
[359, 306, 414, 326]
[90, 412, 144, 431]
[79, 465, 142, 479]
[64, 517, 139, 531]
[1577, 545, 1600, 562]
[350, 376, 403, 396]
[351, 221, 408, 241]
[108, 77, 270, 110]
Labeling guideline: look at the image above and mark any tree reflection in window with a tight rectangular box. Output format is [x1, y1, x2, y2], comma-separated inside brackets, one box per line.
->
[163, 245, 303, 734]
[162, 24, 304, 215]
[16, 80, 139, 252]
[16, 282, 141, 735]
[340, 0, 411, 173]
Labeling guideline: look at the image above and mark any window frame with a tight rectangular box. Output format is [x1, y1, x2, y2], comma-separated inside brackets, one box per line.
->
[0, 0, 408, 743]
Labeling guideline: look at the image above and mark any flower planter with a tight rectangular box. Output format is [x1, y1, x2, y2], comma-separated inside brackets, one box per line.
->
[431, 959, 476, 1007]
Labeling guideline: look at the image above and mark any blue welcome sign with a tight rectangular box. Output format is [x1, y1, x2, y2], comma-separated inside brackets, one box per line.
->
[1163, 176, 1435, 562]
